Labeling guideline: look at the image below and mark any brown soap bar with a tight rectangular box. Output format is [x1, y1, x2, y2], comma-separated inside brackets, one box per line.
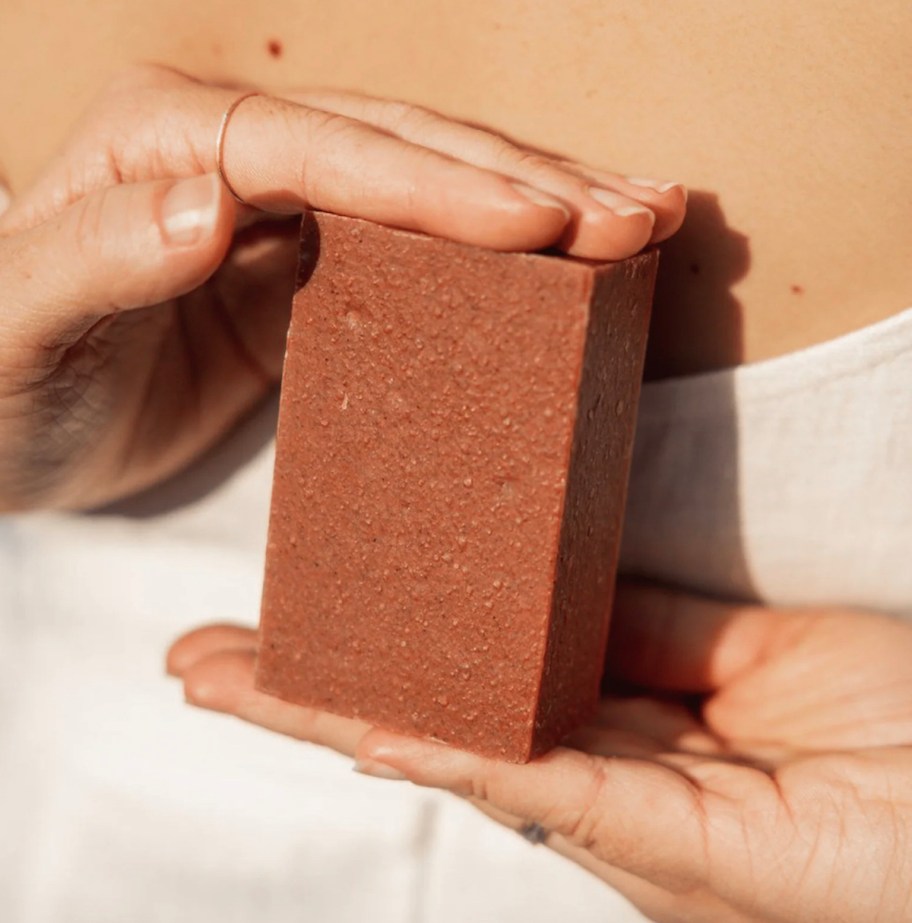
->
[256, 212, 657, 763]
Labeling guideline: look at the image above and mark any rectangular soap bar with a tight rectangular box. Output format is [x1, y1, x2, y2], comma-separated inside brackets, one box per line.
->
[256, 211, 657, 762]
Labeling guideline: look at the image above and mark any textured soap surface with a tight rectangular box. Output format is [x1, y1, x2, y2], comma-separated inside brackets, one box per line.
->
[256, 212, 657, 762]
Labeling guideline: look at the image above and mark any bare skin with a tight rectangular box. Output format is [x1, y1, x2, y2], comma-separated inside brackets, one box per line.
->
[1, 1, 911, 373]
[0, 65, 682, 509]
[2, 7, 910, 922]
[168, 586, 912, 923]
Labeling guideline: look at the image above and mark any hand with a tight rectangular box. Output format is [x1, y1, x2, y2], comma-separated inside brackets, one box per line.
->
[168, 585, 912, 923]
[0, 64, 685, 511]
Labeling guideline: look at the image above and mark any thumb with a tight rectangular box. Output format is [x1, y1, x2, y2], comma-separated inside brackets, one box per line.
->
[5, 173, 235, 338]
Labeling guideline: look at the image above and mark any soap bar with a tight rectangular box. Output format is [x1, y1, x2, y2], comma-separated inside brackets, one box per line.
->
[256, 211, 657, 763]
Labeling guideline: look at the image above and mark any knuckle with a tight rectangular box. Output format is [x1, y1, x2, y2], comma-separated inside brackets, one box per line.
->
[87, 63, 190, 136]
[297, 109, 367, 200]
[69, 194, 106, 271]
[507, 147, 588, 194]
[303, 108, 361, 147]
[104, 62, 186, 96]
[467, 773, 493, 803]
[78, 64, 186, 163]
[495, 143, 548, 175]
[402, 143, 440, 191]
[290, 705, 324, 740]
[389, 101, 439, 134]
[557, 756, 611, 850]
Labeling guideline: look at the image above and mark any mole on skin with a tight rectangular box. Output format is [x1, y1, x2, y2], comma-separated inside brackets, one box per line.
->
[267, 39, 283, 58]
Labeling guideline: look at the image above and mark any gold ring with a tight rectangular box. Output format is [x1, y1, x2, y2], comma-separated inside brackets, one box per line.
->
[215, 91, 263, 205]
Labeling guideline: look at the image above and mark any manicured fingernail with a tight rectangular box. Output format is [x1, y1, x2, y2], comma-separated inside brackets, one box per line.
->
[588, 187, 656, 224]
[0, 183, 10, 217]
[353, 758, 408, 782]
[510, 182, 571, 219]
[161, 173, 221, 246]
[625, 177, 687, 199]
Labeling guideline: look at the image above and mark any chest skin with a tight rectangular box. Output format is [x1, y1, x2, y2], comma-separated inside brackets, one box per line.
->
[1, 0, 910, 375]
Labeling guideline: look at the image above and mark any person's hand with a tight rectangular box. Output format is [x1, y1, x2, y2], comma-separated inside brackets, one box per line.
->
[168, 585, 912, 923]
[0, 64, 685, 512]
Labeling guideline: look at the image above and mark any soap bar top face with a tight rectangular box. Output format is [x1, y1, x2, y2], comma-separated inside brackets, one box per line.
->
[257, 212, 656, 762]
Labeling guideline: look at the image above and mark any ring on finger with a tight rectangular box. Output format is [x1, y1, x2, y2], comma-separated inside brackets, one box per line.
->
[215, 90, 264, 205]
[517, 821, 549, 846]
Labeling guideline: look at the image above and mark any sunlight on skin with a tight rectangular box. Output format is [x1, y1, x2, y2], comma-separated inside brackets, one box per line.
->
[0, 64, 683, 514]
[167, 583, 912, 923]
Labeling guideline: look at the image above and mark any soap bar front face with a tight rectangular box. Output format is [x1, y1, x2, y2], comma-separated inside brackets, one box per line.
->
[256, 212, 656, 762]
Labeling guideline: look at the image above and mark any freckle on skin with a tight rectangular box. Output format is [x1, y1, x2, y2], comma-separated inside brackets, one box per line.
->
[267, 39, 283, 58]
[212, 42, 222, 56]
[791, 284, 804, 294]
[689, 262, 700, 275]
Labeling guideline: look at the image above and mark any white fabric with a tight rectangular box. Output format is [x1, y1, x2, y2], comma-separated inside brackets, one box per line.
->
[622, 305, 912, 617]
[0, 400, 638, 923]
[3, 306, 911, 921]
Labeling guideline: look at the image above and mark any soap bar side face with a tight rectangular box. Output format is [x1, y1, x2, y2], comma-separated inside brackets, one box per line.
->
[256, 213, 596, 761]
[532, 257, 656, 755]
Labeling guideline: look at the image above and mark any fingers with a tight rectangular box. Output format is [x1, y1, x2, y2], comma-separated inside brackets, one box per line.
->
[11, 67, 680, 258]
[606, 581, 790, 694]
[355, 729, 712, 890]
[562, 162, 687, 243]
[218, 97, 571, 252]
[4, 173, 235, 338]
[11, 65, 570, 254]
[587, 697, 727, 757]
[167, 624, 370, 757]
[464, 797, 684, 923]
[283, 89, 686, 256]
[202, 217, 299, 383]
[166, 623, 257, 677]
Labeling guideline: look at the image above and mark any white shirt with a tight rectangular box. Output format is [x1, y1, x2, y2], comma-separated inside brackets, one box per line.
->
[4, 305, 911, 922]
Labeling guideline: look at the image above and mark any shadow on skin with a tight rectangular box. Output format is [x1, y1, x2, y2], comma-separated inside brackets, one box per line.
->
[98, 194, 755, 624]
[613, 188, 757, 677]
[92, 215, 316, 519]
[94, 391, 280, 519]
[645, 189, 750, 379]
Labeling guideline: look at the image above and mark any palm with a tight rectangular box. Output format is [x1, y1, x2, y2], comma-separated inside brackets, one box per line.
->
[561, 604, 912, 922]
[168, 590, 912, 923]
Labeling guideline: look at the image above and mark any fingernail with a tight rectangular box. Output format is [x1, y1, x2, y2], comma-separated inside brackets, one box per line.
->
[510, 182, 571, 220]
[0, 183, 10, 217]
[588, 187, 656, 224]
[625, 177, 688, 200]
[161, 173, 221, 246]
[353, 758, 408, 782]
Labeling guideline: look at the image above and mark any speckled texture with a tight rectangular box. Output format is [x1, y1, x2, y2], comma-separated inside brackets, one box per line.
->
[256, 212, 657, 762]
